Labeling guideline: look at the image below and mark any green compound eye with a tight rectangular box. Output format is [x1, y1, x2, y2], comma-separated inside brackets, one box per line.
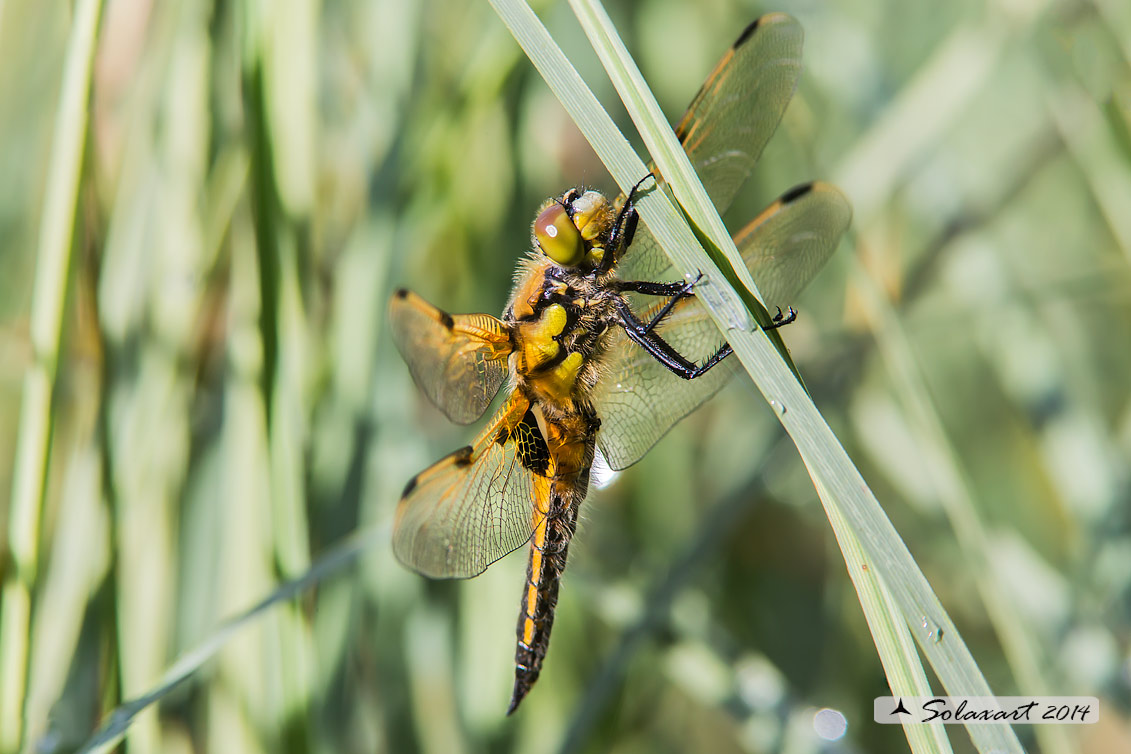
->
[534, 203, 585, 267]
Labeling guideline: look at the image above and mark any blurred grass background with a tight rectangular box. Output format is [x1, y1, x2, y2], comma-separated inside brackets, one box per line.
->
[1, 0, 1129, 752]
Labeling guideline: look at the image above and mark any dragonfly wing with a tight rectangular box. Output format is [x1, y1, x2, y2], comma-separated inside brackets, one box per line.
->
[674, 13, 804, 219]
[597, 182, 851, 470]
[393, 392, 550, 579]
[617, 13, 804, 283]
[732, 182, 852, 310]
[596, 301, 736, 471]
[389, 288, 513, 424]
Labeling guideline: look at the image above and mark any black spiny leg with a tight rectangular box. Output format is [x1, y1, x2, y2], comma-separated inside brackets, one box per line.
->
[617, 272, 704, 335]
[614, 298, 731, 380]
[619, 272, 797, 337]
[615, 298, 800, 380]
[766, 306, 797, 330]
[600, 173, 655, 273]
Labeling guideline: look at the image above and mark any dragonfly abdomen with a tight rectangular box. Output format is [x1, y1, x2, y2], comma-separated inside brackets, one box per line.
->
[508, 486, 577, 714]
[507, 411, 597, 715]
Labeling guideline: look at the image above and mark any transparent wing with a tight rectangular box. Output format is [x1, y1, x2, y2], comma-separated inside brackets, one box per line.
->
[731, 182, 852, 309]
[617, 13, 804, 283]
[597, 182, 851, 470]
[596, 307, 737, 471]
[393, 392, 551, 579]
[389, 288, 513, 425]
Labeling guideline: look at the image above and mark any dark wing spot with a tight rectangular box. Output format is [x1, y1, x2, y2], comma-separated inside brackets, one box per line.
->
[514, 409, 551, 476]
[452, 446, 474, 467]
[402, 445, 474, 497]
[393, 288, 409, 299]
[780, 182, 814, 204]
[439, 311, 455, 329]
[735, 17, 761, 47]
[676, 119, 694, 145]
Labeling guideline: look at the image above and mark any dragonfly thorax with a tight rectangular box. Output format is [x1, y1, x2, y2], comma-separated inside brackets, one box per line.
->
[504, 255, 621, 418]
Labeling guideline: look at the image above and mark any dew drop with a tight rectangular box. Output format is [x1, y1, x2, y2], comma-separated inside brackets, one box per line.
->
[921, 617, 944, 643]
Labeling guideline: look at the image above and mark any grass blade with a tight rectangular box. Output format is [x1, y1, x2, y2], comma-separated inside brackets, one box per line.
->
[0, 1, 104, 750]
[70, 527, 380, 754]
[488, 1, 1022, 751]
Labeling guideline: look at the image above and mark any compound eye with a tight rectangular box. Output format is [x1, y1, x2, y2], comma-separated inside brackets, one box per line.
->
[534, 203, 585, 267]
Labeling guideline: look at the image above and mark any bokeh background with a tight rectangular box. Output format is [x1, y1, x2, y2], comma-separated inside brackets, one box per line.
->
[2, 0, 1130, 752]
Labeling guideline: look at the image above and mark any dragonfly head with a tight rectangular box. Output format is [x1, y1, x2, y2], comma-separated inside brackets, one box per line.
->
[534, 189, 612, 270]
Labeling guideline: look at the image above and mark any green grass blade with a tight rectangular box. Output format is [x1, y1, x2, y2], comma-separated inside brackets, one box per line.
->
[71, 527, 381, 754]
[0, 1, 104, 750]
[850, 255, 1076, 754]
[821, 479, 952, 754]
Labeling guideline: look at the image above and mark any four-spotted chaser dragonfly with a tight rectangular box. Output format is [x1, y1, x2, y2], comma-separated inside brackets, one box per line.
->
[389, 13, 851, 714]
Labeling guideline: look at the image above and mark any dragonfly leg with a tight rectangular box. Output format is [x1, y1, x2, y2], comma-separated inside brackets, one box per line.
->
[615, 298, 731, 380]
[601, 173, 656, 272]
[615, 279, 690, 297]
[617, 271, 705, 335]
[764, 306, 797, 331]
[616, 299, 798, 380]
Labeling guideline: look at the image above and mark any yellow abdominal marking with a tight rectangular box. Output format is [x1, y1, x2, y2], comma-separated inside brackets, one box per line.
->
[523, 474, 554, 645]
[524, 533, 543, 643]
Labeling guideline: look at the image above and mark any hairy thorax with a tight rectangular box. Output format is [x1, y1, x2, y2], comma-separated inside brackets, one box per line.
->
[504, 255, 620, 422]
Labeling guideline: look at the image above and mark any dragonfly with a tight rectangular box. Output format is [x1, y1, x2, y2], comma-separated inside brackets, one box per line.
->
[388, 12, 851, 715]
